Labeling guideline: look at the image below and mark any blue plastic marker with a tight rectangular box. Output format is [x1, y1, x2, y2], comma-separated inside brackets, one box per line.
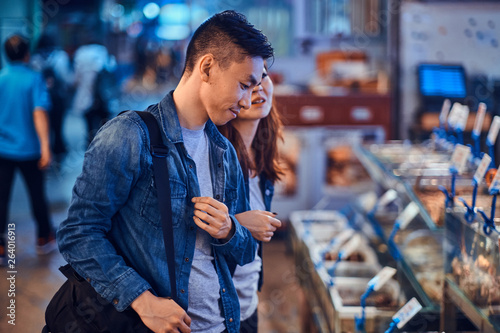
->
[388, 202, 419, 260]
[434, 99, 451, 142]
[439, 144, 471, 208]
[327, 233, 361, 278]
[387, 298, 422, 332]
[486, 116, 500, 168]
[355, 267, 397, 332]
[447, 103, 469, 145]
[478, 168, 500, 235]
[460, 154, 491, 223]
[472, 103, 487, 159]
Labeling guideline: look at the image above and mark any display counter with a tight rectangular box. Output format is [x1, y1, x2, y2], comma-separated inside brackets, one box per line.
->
[288, 140, 486, 331]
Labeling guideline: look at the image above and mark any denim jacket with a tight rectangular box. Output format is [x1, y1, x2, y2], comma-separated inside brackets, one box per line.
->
[57, 91, 255, 332]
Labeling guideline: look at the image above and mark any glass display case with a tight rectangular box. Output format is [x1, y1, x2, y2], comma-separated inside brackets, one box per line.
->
[289, 210, 404, 332]
[351, 141, 483, 330]
[442, 210, 500, 332]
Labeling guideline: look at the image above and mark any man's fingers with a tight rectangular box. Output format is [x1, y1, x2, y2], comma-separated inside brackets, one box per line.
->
[193, 209, 217, 226]
[193, 202, 219, 217]
[193, 216, 215, 233]
[270, 217, 282, 228]
[192, 197, 227, 211]
[179, 314, 192, 333]
[184, 313, 192, 326]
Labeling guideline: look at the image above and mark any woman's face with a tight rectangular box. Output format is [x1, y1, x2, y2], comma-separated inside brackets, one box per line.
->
[235, 66, 274, 121]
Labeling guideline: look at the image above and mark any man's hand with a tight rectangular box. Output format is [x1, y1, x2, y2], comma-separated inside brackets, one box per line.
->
[192, 197, 233, 241]
[235, 210, 281, 242]
[131, 290, 191, 333]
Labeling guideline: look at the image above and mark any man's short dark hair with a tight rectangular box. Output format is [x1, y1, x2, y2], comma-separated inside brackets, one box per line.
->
[4, 34, 30, 61]
[182, 10, 274, 76]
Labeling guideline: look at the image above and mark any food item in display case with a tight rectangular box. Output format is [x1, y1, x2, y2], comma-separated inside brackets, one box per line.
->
[451, 254, 500, 306]
[332, 277, 401, 308]
[274, 130, 301, 196]
[402, 230, 444, 303]
[323, 242, 379, 265]
[326, 144, 370, 186]
[412, 187, 446, 226]
[415, 271, 444, 303]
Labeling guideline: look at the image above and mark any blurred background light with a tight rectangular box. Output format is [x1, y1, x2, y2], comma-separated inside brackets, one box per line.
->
[156, 24, 190, 40]
[143, 2, 160, 20]
[110, 3, 125, 18]
[159, 4, 190, 25]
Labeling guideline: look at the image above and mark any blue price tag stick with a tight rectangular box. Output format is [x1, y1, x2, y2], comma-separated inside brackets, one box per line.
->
[326, 252, 343, 282]
[355, 283, 376, 333]
[439, 168, 458, 208]
[456, 128, 464, 145]
[487, 141, 496, 169]
[472, 132, 481, 159]
[387, 222, 402, 260]
[477, 190, 499, 235]
[384, 318, 401, 333]
[459, 179, 478, 223]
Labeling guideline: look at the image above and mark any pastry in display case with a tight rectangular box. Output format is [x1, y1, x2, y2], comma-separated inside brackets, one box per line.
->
[444, 211, 500, 329]
[274, 129, 302, 197]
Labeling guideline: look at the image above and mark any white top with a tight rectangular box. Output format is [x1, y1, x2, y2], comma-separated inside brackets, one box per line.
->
[233, 174, 265, 320]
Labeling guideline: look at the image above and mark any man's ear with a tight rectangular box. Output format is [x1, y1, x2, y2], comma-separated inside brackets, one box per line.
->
[199, 54, 215, 82]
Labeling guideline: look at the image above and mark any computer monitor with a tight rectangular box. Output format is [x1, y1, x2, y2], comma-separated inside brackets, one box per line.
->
[417, 63, 467, 111]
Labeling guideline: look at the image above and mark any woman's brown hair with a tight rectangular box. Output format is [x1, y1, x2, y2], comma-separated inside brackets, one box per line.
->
[218, 96, 284, 183]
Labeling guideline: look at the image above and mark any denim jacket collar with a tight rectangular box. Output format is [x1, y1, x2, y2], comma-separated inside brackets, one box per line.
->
[158, 91, 228, 150]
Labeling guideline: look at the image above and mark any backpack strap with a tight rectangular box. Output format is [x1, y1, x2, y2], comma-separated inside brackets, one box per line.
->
[134, 111, 177, 303]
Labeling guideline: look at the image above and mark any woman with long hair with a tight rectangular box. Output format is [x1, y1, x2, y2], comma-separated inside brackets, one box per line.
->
[218, 64, 284, 332]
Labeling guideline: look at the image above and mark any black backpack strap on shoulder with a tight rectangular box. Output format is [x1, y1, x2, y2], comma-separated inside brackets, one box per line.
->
[134, 111, 177, 303]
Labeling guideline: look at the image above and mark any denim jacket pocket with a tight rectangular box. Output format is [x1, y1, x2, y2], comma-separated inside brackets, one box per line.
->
[140, 178, 187, 229]
[223, 188, 238, 215]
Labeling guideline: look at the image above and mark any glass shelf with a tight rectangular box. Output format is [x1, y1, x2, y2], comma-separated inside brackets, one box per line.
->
[443, 211, 500, 332]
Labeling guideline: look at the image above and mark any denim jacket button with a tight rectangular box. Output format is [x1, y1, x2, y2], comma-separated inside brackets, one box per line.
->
[265, 189, 271, 196]
[222, 288, 226, 293]
[229, 318, 233, 323]
[113, 299, 119, 305]
[180, 289, 185, 293]
[215, 194, 220, 200]
[185, 257, 189, 262]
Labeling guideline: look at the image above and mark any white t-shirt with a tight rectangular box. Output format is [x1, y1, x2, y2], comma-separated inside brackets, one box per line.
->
[233, 174, 265, 320]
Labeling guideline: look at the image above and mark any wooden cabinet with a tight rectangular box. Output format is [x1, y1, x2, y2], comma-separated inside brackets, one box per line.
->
[275, 94, 392, 139]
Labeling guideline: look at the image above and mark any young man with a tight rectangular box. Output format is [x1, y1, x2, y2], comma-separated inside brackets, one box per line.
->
[56, 10, 273, 333]
[0, 34, 56, 262]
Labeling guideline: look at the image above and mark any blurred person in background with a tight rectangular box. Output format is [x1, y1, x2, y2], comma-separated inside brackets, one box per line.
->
[218, 63, 283, 332]
[72, 39, 116, 145]
[31, 33, 75, 161]
[0, 34, 57, 265]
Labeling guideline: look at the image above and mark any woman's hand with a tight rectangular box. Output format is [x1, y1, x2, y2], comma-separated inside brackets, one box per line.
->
[235, 210, 281, 242]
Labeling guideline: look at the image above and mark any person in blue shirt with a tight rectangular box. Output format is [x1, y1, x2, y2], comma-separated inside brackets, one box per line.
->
[218, 64, 284, 332]
[56, 10, 273, 333]
[0, 34, 56, 264]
